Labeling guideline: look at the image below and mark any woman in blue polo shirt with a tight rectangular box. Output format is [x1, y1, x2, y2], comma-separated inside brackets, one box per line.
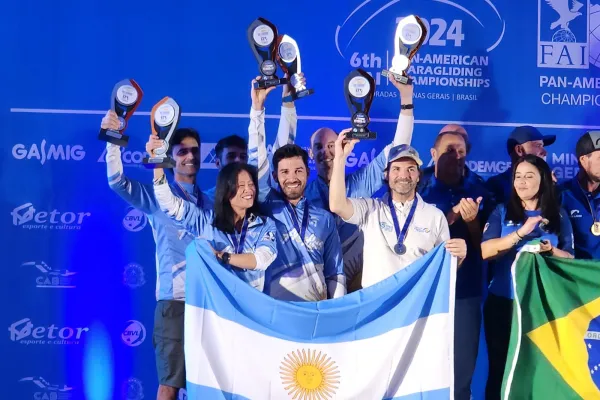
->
[153, 161, 278, 292]
[481, 154, 574, 399]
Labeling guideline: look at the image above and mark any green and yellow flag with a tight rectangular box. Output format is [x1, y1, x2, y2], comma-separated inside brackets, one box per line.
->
[503, 252, 600, 399]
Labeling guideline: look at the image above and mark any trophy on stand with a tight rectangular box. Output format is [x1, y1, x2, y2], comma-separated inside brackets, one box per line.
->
[142, 97, 181, 169]
[344, 69, 376, 140]
[98, 79, 143, 147]
[248, 17, 288, 89]
[276, 34, 314, 102]
[382, 15, 427, 84]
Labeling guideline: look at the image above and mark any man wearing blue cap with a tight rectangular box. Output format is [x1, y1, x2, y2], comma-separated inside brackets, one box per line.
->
[485, 126, 556, 204]
[559, 131, 600, 259]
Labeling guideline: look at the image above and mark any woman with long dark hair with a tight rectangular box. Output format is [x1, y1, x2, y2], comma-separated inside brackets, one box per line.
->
[481, 154, 574, 399]
[153, 161, 278, 291]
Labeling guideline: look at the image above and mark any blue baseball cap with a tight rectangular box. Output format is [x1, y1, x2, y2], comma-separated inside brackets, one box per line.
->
[506, 126, 556, 155]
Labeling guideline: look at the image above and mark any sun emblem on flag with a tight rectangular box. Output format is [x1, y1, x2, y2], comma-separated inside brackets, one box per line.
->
[280, 349, 340, 399]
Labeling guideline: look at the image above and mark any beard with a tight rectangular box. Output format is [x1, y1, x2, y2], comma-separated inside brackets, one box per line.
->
[390, 179, 416, 196]
[281, 181, 305, 201]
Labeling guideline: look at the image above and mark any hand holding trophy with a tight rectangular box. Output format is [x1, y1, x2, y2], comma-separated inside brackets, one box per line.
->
[382, 16, 427, 85]
[142, 97, 181, 169]
[344, 69, 376, 140]
[98, 79, 143, 147]
[276, 34, 314, 102]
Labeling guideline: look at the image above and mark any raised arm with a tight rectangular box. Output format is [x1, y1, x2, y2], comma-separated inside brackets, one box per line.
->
[146, 136, 212, 237]
[247, 77, 277, 201]
[273, 73, 303, 150]
[329, 131, 358, 221]
[102, 111, 158, 214]
[345, 77, 415, 198]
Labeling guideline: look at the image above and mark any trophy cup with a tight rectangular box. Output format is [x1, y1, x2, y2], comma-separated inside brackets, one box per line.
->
[382, 15, 427, 84]
[344, 69, 376, 140]
[248, 17, 288, 89]
[98, 79, 143, 147]
[142, 97, 181, 169]
[276, 34, 314, 102]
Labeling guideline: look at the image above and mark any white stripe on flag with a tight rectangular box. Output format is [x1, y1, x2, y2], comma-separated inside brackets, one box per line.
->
[185, 304, 452, 399]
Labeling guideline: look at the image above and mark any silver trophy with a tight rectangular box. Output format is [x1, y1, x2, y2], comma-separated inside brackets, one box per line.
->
[382, 15, 427, 84]
[277, 34, 314, 102]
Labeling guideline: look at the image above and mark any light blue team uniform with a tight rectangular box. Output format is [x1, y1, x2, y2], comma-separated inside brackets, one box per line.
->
[106, 143, 213, 301]
[248, 107, 345, 301]
[261, 105, 415, 285]
[153, 182, 278, 291]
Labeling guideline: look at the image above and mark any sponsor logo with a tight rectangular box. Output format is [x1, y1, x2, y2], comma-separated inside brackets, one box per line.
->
[123, 207, 147, 232]
[98, 147, 148, 167]
[570, 209, 583, 218]
[123, 263, 146, 289]
[12, 140, 85, 164]
[19, 376, 73, 400]
[121, 320, 146, 347]
[335, 1, 505, 99]
[122, 378, 144, 400]
[8, 318, 89, 345]
[11, 203, 91, 230]
[22, 261, 76, 289]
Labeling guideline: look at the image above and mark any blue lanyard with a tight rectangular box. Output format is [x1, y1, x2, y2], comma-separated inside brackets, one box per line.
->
[285, 200, 310, 243]
[230, 217, 249, 254]
[174, 182, 203, 208]
[387, 194, 418, 253]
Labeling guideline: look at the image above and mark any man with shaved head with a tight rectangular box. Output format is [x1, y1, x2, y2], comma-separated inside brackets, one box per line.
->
[276, 76, 417, 290]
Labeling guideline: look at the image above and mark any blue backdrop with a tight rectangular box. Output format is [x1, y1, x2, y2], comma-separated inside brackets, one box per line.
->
[3, 0, 599, 399]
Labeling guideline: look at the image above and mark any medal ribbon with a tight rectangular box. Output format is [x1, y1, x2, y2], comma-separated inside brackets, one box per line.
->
[174, 182, 204, 208]
[388, 194, 418, 250]
[230, 217, 249, 254]
[285, 200, 310, 243]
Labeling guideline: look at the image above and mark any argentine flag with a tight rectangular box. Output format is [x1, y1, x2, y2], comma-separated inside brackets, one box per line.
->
[184, 240, 456, 399]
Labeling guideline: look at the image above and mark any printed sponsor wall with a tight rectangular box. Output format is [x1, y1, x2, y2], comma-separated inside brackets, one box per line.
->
[3, 0, 599, 398]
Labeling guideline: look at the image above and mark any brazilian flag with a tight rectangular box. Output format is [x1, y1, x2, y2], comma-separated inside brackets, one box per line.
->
[502, 251, 600, 399]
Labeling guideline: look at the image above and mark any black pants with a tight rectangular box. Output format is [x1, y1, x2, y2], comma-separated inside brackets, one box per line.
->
[483, 294, 513, 400]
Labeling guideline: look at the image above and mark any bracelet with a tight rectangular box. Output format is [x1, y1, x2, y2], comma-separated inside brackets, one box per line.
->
[153, 174, 166, 186]
[401, 104, 414, 110]
[515, 230, 523, 239]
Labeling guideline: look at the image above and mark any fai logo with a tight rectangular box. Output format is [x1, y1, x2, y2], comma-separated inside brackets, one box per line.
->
[122, 378, 144, 400]
[12, 140, 85, 165]
[121, 320, 146, 347]
[123, 263, 146, 289]
[22, 261, 76, 289]
[123, 207, 147, 232]
[19, 376, 73, 400]
[537, 0, 599, 68]
[8, 318, 89, 345]
[11, 203, 91, 230]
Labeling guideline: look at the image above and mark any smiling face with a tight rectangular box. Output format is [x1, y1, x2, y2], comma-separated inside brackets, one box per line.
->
[275, 156, 308, 201]
[172, 137, 200, 178]
[229, 170, 256, 211]
[514, 161, 541, 202]
[385, 158, 419, 197]
[310, 128, 338, 181]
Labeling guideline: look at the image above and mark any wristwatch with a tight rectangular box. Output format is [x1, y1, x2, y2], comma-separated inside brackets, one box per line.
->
[401, 104, 414, 110]
[221, 252, 231, 264]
